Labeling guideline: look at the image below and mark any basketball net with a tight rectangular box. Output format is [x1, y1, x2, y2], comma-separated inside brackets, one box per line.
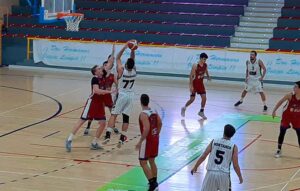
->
[57, 13, 84, 32]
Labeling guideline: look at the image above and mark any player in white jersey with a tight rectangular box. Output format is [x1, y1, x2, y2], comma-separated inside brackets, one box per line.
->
[234, 50, 268, 112]
[104, 40, 137, 147]
[191, 124, 243, 191]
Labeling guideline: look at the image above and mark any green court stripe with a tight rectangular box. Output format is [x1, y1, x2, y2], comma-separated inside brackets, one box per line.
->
[97, 113, 267, 191]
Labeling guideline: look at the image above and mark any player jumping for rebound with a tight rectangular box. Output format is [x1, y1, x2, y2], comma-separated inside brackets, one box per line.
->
[83, 45, 119, 135]
[181, 53, 211, 119]
[65, 65, 114, 152]
[104, 40, 137, 147]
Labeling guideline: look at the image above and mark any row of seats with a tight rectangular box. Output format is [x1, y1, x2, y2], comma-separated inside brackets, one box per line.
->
[8, 14, 236, 36]
[269, 0, 300, 51]
[2, 0, 248, 66]
[6, 23, 230, 46]
[12, 5, 240, 25]
[75, 0, 245, 15]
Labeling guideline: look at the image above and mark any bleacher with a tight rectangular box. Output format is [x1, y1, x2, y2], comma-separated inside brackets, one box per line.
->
[2, 0, 249, 66]
[269, 0, 300, 52]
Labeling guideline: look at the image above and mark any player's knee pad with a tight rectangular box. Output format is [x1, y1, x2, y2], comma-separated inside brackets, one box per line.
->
[122, 114, 129, 124]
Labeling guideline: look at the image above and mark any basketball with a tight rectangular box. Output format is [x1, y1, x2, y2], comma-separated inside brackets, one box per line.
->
[128, 40, 138, 50]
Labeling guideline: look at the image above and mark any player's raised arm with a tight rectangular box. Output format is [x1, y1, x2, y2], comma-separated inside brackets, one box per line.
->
[232, 145, 243, 184]
[191, 141, 213, 174]
[107, 44, 115, 66]
[116, 43, 128, 79]
[130, 49, 135, 61]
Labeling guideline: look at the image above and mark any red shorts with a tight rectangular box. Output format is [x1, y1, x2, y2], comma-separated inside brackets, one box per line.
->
[139, 139, 159, 160]
[192, 80, 206, 96]
[81, 96, 106, 121]
[281, 114, 300, 128]
[103, 94, 113, 108]
[281, 121, 300, 129]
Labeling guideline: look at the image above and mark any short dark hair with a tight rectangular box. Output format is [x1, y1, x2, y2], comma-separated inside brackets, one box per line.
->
[102, 61, 108, 66]
[140, 94, 150, 106]
[200, 53, 208, 59]
[91, 65, 98, 75]
[295, 81, 300, 88]
[223, 124, 236, 138]
[126, 58, 135, 70]
[251, 50, 257, 56]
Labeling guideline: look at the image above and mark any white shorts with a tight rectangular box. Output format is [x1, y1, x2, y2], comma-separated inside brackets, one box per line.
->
[201, 171, 230, 191]
[244, 78, 263, 93]
[111, 91, 134, 116]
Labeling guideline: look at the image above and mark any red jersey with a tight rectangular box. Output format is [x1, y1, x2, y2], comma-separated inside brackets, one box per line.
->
[281, 94, 300, 128]
[103, 73, 114, 108]
[81, 76, 106, 121]
[105, 73, 115, 90]
[139, 109, 160, 159]
[90, 76, 106, 98]
[192, 63, 207, 94]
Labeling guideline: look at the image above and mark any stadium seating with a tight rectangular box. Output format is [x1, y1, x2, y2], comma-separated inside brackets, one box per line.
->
[269, 0, 300, 51]
[3, 0, 249, 65]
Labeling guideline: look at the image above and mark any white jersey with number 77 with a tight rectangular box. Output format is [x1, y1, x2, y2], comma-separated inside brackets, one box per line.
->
[119, 68, 137, 93]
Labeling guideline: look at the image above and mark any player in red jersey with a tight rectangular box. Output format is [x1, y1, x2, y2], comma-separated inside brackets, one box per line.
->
[83, 45, 118, 135]
[181, 53, 211, 119]
[272, 81, 300, 158]
[65, 65, 114, 152]
[136, 94, 162, 191]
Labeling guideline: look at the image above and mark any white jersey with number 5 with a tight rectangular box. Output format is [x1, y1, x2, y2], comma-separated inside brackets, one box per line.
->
[119, 68, 137, 93]
[206, 138, 234, 173]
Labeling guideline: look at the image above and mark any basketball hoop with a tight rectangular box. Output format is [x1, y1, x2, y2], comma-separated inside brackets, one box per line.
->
[57, 13, 84, 32]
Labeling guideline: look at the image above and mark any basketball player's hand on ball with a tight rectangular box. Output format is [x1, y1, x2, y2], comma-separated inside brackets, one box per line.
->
[127, 39, 136, 45]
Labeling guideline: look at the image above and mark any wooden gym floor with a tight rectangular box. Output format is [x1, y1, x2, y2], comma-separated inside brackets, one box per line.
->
[0, 66, 299, 191]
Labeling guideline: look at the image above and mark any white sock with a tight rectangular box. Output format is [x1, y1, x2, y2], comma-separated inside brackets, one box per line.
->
[67, 133, 74, 141]
[92, 138, 98, 145]
[263, 101, 266, 106]
[240, 98, 244, 102]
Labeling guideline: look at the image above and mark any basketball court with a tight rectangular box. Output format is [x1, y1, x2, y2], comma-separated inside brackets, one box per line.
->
[0, 66, 299, 191]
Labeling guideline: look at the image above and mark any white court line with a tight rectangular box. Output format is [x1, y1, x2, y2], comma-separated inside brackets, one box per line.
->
[0, 170, 102, 183]
[281, 168, 300, 191]
[0, 88, 81, 116]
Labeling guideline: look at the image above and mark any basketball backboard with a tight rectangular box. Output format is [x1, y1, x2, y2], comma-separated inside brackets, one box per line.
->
[39, 0, 74, 23]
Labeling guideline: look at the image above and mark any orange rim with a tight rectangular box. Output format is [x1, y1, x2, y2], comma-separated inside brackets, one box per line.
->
[57, 12, 84, 19]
